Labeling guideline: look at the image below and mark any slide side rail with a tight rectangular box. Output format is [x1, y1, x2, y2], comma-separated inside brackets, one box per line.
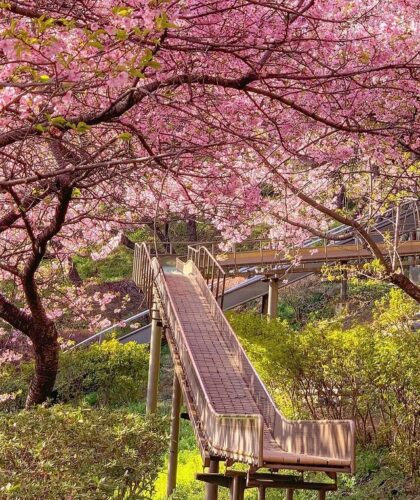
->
[133, 243, 154, 309]
[187, 245, 226, 308]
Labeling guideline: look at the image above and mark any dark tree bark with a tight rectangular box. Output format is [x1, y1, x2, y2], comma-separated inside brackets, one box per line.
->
[67, 256, 83, 287]
[335, 185, 346, 210]
[390, 273, 420, 303]
[26, 323, 59, 407]
[146, 221, 172, 253]
[120, 233, 135, 250]
[187, 219, 198, 242]
[20, 171, 73, 406]
[163, 222, 172, 253]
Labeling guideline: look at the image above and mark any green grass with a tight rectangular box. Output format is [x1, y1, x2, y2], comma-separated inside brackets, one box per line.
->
[154, 418, 205, 499]
[74, 246, 133, 282]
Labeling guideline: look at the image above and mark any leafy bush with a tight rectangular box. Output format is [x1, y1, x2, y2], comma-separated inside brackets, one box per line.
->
[0, 405, 167, 498]
[0, 339, 149, 410]
[56, 339, 149, 406]
[277, 280, 338, 327]
[229, 289, 419, 475]
[0, 362, 32, 412]
[277, 279, 390, 328]
[336, 447, 418, 499]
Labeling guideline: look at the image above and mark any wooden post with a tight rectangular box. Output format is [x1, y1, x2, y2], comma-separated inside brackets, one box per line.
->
[286, 489, 294, 500]
[167, 372, 182, 497]
[318, 491, 326, 500]
[230, 475, 245, 500]
[146, 299, 162, 414]
[206, 460, 219, 500]
[268, 278, 279, 319]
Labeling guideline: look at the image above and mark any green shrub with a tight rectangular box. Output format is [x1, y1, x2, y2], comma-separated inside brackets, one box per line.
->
[0, 340, 149, 410]
[74, 247, 133, 282]
[0, 405, 167, 498]
[0, 362, 32, 412]
[335, 446, 417, 499]
[277, 281, 337, 327]
[56, 339, 149, 406]
[276, 279, 390, 328]
[229, 288, 419, 475]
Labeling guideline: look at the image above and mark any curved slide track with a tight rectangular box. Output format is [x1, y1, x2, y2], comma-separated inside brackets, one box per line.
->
[136, 244, 355, 497]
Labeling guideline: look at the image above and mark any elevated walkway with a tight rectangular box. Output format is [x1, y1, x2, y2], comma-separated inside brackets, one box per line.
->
[73, 200, 419, 349]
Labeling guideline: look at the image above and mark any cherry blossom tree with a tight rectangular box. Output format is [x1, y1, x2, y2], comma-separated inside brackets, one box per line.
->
[0, 0, 419, 404]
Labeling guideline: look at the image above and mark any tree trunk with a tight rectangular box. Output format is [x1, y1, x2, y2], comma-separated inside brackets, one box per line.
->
[390, 273, 420, 303]
[25, 324, 59, 407]
[187, 219, 197, 242]
[67, 256, 83, 287]
[120, 233, 135, 250]
[163, 222, 172, 253]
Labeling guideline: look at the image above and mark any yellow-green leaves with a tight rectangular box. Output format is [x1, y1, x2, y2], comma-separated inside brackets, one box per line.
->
[117, 132, 133, 141]
[34, 15, 55, 34]
[112, 6, 134, 17]
[74, 121, 90, 133]
[155, 11, 176, 29]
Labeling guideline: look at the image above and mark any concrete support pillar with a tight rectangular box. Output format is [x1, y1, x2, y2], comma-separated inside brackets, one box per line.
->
[166, 372, 182, 497]
[230, 476, 245, 500]
[205, 460, 219, 500]
[286, 489, 294, 500]
[267, 278, 279, 320]
[146, 299, 162, 414]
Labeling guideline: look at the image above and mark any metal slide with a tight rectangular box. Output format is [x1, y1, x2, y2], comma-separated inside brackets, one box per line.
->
[136, 243, 355, 473]
[80, 272, 307, 346]
[73, 201, 418, 349]
[72, 277, 273, 349]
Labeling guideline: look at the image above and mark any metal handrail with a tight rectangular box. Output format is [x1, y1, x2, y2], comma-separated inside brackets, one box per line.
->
[69, 310, 149, 350]
[187, 245, 226, 309]
[133, 243, 154, 309]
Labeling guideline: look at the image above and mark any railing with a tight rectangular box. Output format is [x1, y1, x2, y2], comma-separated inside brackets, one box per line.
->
[187, 245, 226, 308]
[134, 243, 264, 466]
[189, 258, 355, 472]
[133, 243, 154, 309]
[69, 310, 149, 350]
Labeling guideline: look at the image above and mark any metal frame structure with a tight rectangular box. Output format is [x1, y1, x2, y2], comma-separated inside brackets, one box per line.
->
[72, 200, 419, 350]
